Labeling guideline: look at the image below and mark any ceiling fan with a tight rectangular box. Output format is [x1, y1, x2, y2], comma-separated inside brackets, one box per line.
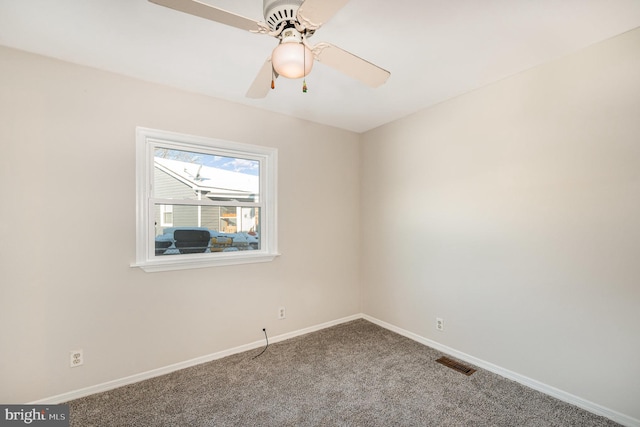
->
[148, 0, 390, 97]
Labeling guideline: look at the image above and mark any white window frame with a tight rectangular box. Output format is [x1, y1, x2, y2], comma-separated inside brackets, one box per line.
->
[133, 127, 279, 272]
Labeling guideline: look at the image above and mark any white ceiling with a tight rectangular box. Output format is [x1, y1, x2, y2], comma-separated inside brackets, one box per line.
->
[1, 0, 640, 133]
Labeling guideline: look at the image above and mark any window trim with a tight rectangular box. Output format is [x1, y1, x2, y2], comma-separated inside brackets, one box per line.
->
[133, 127, 279, 272]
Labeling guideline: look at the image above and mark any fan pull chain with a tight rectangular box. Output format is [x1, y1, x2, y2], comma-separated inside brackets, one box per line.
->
[302, 43, 308, 93]
[271, 66, 275, 90]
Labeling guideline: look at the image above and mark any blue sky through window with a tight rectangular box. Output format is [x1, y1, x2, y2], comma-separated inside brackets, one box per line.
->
[155, 148, 259, 176]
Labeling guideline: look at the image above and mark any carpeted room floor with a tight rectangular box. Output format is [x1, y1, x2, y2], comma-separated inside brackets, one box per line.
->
[67, 319, 620, 426]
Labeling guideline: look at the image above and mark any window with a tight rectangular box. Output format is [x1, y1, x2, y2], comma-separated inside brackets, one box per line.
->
[160, 204, 173, 227]
[134, 127, 278, 272]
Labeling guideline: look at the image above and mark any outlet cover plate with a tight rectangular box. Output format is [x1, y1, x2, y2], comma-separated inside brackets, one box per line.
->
[70, 349, 83, 367]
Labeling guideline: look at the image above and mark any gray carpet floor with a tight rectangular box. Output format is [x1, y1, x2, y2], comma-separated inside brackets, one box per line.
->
[67, 319, 620, 426]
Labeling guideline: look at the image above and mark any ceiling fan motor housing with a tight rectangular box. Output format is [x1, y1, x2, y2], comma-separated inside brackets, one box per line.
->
[263, 0, 303, 31]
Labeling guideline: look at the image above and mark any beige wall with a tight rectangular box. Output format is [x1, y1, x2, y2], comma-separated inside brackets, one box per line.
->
[0, 45, 361, 403]
[361, 28, 640, 420]
[2, 25, 639, 422]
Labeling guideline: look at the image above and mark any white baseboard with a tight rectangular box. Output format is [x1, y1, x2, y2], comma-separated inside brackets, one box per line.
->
[362, 314, 640, 427]
[31, 314, 361, 405]
[31, 313, 638, 427]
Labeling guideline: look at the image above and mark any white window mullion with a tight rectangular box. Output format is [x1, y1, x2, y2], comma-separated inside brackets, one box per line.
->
[150, 198, 260, 208]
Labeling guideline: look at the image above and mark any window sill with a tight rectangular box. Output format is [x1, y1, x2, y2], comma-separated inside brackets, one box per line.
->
[131, 252, 280, 273]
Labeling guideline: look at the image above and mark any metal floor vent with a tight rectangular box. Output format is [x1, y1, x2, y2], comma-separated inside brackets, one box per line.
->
[436, 356, 476, 376]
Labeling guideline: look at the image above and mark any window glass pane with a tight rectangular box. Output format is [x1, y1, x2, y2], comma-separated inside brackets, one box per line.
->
[154, 148, 260, 202]
[154, 205, 261, 256]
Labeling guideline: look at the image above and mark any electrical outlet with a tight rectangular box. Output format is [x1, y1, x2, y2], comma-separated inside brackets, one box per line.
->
[70, 349, 83, 367]
[278, 306, 286, 320]
[436, 317, 444, 331]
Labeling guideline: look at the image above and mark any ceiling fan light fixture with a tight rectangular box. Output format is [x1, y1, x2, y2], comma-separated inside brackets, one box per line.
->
[272, 42, 314, 79]
[271, 28, 313, 79]
[147, 0, 390, 98]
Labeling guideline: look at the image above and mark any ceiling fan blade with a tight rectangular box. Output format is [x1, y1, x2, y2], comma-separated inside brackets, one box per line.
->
[311, 43, 390, 88]
[297, 0, 350, 30]
[246, 59, 278, 99]
[149, 0, 265, 33]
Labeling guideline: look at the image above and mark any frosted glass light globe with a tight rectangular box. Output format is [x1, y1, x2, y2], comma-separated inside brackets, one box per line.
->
[272, 42, 314, 79]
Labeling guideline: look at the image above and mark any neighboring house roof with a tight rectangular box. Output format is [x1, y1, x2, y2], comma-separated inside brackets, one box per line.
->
[155, 158, 259, 201]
